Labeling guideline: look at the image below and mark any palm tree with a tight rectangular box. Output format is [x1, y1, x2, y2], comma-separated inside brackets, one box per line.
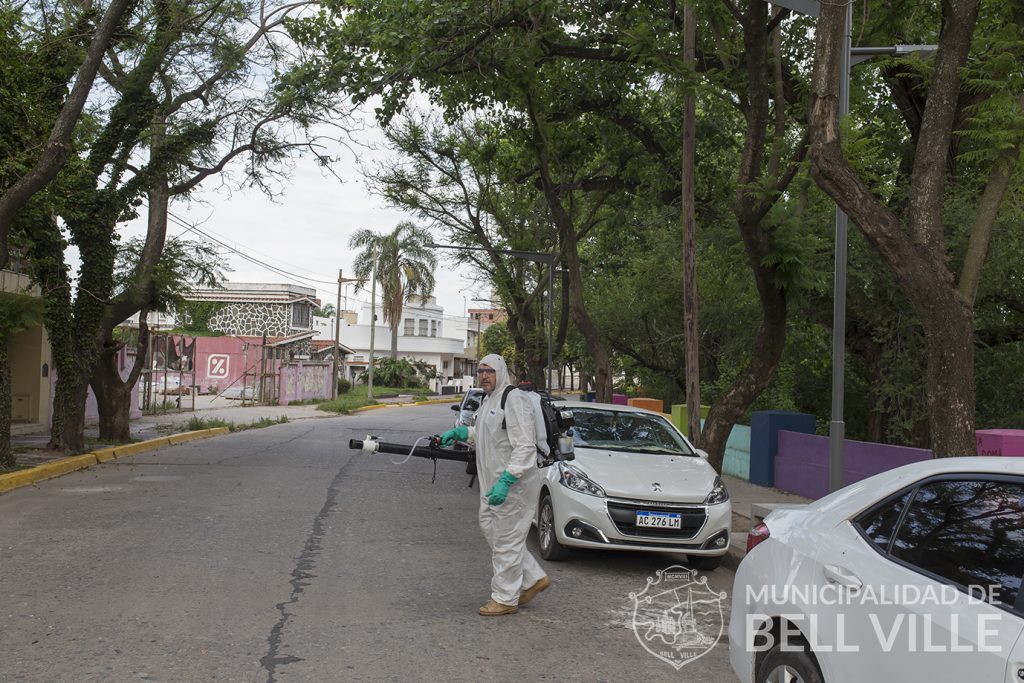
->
[349, 222, 437, 359]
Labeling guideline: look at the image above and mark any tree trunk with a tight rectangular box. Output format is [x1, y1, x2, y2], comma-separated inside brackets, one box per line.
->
[92, 352, 133, 443]
[92, 318, 150, 444]
[57, 378, 89, 454]
[681, 0, 701, 445]
[701, 0, 790, 473]
[0, 340, 13, 469]
[809, 0, 981, 457]
[390, 322, 399, 360]
[527, 99, 613, 402]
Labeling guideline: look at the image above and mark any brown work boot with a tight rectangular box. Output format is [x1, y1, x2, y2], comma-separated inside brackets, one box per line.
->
[479, 599, 518, 616]
[518, 576, 551, 606]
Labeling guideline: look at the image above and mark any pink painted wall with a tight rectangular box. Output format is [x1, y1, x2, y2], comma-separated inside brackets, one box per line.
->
[976, 429, 1024, 457]
[51, 346, 142, 426]
[278, 361, 332, 405]
[182, 335, 274, 395]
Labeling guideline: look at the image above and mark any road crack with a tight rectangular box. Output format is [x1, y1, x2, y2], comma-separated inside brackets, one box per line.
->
[259, 451, 350, 682]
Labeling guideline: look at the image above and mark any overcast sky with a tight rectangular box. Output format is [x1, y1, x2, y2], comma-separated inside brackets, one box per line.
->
[110, 107, 482, 323]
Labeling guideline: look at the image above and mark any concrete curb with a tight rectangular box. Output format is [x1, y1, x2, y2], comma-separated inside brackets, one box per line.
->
[0, 427, 230, 496]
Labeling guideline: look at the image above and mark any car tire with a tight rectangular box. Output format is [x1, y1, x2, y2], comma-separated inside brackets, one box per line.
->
[756, 642, 824, 683]
[537, 494, 569, 561]
[686, 554, 722, 571]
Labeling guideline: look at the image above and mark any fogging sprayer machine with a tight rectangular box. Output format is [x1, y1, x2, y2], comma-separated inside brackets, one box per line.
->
[347, 398, 576, 486]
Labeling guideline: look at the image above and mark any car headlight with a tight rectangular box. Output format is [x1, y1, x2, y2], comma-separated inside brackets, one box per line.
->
[557, 462, 606, 498]
[704, 476, 729, 505]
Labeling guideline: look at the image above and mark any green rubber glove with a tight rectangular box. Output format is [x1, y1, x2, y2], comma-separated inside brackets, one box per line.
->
[485, 470, 519, 506]
[439, 425, 469, 446]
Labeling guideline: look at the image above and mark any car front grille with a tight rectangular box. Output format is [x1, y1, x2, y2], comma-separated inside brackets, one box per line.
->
[606, 500, 708, 540]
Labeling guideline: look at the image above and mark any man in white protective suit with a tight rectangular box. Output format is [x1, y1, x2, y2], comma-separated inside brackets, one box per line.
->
[438, 354, 551, 616]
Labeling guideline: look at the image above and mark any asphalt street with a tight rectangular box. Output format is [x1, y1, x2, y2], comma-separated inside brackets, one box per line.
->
[0, 404, 739, 682]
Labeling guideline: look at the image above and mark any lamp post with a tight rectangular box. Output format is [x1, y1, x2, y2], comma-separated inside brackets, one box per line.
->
[767, 0, 936, 492]
[430, 243, 555, 391]
[367, 250, 378, 399]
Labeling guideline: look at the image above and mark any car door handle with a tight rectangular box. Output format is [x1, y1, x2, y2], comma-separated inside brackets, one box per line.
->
[823, 564, 863, 590]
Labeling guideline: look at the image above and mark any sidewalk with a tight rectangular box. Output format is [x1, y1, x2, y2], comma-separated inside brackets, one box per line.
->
[723, 474, 812, 569]
[8, 392, 446, 468]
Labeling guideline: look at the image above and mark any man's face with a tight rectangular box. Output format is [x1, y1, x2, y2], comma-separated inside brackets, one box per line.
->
[477, 365, 497, 394]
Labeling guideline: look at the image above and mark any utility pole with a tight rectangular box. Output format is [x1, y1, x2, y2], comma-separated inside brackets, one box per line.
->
[333, 269, 343, 399]
[367, 252, 377, 399]
[682, 0, 702, 443]
[331, 270, 359, 399]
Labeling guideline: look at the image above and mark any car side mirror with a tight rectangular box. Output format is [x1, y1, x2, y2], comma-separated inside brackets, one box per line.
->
[695, 449, 709, 461]
[451, 404, 460, 411]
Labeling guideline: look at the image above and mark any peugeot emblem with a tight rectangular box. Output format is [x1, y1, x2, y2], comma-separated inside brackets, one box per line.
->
[651, 482, 662, 492]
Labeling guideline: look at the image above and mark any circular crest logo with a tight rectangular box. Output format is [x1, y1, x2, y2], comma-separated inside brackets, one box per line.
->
[629, 565, 727, 670]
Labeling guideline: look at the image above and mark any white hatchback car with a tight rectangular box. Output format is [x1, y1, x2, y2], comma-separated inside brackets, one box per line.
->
[730, 457, 1024, 683]
[535, 401, 731, 569]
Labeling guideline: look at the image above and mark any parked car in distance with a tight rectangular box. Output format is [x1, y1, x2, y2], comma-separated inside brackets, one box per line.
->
[450, 388, 486, 427]
[535, 401, 730, 569]
[729, 457, 1024, 683]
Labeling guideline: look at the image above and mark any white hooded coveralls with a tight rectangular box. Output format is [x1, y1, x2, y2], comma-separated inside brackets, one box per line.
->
[469, 354, 547, 605]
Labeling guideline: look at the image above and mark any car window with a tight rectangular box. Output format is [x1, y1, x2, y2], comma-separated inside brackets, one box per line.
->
[855, 491, 912, 552]
[891, 478, 1024, 608]
[570, 408, 695, 456]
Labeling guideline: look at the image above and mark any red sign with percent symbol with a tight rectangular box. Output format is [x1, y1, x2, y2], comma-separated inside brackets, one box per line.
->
[207, 354, 230, 379]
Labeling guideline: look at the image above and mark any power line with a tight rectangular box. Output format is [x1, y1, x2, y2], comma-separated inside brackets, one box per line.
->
[165, 211, 383, 308]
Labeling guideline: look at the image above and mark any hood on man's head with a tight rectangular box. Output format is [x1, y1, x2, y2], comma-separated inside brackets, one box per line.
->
[479, 353, 511, 388]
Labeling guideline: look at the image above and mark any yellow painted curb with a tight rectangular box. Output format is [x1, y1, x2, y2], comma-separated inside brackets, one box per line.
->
[0, 454, 98, 494]
[113, 438, 171, 457]
[0, 428, 230, 496]
[168, 427, 229, 444]
[414, 398, 462, 406]
[93, 447, 118, 463]
[349, 403, 391, 413]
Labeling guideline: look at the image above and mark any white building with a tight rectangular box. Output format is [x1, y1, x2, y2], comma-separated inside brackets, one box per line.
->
[312, 295, 490, 388]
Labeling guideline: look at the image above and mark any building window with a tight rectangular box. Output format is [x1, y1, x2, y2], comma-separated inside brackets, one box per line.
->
[430, 320, 437, 337]
[419, 319, 428, 336]
[292, 303, 311, 328]
[404, 318, 414, 335]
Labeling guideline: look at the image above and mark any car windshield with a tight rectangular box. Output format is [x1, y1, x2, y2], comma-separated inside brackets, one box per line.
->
[570, 408, 696, 456]
[462, 391, 484, 412]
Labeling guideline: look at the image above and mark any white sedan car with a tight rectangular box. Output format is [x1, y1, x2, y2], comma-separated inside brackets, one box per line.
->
[730, 457, 1024, 683]
[535, 401, 731, 569]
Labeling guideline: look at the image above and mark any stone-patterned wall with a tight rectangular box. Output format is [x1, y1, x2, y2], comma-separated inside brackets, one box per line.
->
[209, 303, 290, 336]
[291, 338, 313, 357]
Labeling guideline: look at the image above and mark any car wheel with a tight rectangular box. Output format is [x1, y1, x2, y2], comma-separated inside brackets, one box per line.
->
[537, 494, 569, 561]
[756, 642, 824, 683]
[686, 554, 722, 571]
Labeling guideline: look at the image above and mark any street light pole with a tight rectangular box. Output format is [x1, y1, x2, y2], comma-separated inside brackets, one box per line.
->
[827, 0, 853, 494]
[368, 251, 377, 399]
[333, 270, 343, 400]
[764, 0, 935, 493]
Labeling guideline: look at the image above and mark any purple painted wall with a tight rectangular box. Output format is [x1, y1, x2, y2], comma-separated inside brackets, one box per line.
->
[278, 361, 332, 405]
[976, 429, 1024, 457]
[612, 393, 628, 405]
[774, 431, 933, 499]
